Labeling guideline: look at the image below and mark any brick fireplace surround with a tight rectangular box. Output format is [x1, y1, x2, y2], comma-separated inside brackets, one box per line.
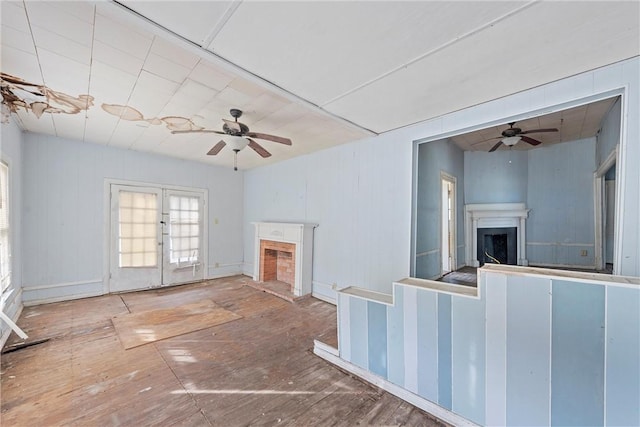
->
[252, 222, 317, 297]
[259, 240, 296, 288]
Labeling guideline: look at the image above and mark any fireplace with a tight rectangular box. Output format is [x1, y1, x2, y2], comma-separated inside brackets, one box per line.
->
[477, 227, 517, 266]
[252, 222, 317, 297]
[465, 203, 530, 267]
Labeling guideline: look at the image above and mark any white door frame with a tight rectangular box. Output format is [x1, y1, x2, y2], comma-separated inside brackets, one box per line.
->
[103, 178, 208, 294]
[593, 147, 618, 272]
[440, 171, 457, 275]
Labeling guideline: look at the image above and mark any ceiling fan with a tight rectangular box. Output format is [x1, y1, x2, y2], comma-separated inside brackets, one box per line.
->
[171, 108, 292, 170]
[480, 122, 558, 152]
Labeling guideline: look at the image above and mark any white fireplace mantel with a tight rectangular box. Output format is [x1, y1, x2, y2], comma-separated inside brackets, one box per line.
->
[464, 203, 530, 267]
[252, 222, 317, 296]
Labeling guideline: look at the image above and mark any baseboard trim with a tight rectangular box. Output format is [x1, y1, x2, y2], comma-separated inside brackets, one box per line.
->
[313, 341, 479, 427]
[22, 279, 103, 292]
[22, 291, 104, 307]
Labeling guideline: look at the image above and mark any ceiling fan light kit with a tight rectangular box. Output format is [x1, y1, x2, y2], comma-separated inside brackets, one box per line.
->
[501, 136, 521, 146]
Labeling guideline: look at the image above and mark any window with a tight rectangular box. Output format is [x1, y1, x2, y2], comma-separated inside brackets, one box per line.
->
[118, 191, 158, 267]
[0, 161, 10, 291]
[168, 195, 200, 264]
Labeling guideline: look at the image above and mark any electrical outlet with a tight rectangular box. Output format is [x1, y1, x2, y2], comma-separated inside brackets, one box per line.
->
[215, 262, 219, 268]
[581, 250, 588, 257]
[214, 218, 219, 225]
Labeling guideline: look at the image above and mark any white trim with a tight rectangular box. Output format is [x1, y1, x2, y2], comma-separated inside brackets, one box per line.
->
[481, 264, 639, 288]
[529, 262, 598, 270]
[465, 203, 530, 267]
[313, 339, 339, 356]
[311, 280, 336, 305]
[313, 341, 479, 427]
[526, 242, 595, 247]
[22, 291, 104, 307]
[440, 171, 457, 276]
[603, 285, 608, 425]
[594, 146, 619, 271]
[22, 278, 103, 292]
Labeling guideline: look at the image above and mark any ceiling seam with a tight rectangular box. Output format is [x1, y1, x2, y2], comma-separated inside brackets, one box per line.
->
[83, 4, 98, 144]
[110, 0, 377, 137]
[321, 0, 541, 107]
[202, 0, 243, 48]
[21, 0, 57, 136]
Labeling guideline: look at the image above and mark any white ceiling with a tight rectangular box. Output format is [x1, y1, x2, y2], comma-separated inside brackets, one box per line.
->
[1, 1, 638, 169]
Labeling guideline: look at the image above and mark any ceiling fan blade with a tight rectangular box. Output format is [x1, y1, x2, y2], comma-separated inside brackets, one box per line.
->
[247, 138, 272, 158]
[222, 118, 242, 132]
[246, 132, 292, 146]
[519, 128, 558, 134]
[207, 140, 226, 155]
[520, 135, 542, 146]
[489, 141, 503, 152]
[172, 129, 225, 135]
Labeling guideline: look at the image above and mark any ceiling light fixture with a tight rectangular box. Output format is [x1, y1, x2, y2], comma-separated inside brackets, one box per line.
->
[501, 136, 521, 146]
[224, 135, 249, 171]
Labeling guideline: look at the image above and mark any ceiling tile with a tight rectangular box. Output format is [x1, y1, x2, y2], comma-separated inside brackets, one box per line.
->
[32, 25, 92, 65]
[46, 1, 96, 24]
[1, 2, 30, 34]
[93, 12, 153, 59]
[150, 37, 200, 69]
[83, 109, 120, 145]
[1, 25, 36, 56]
[24, 1, 94, 47]
[13, 109, 56, 135]
[142, 52, 192, 83]
[37, 49, 91, 96]
[188, 60, 235, 92]
[92, 40, 145, 76]
[1, 46, 44, 84]
[89, 60, 138, 104]
[52, 113, 86, 141]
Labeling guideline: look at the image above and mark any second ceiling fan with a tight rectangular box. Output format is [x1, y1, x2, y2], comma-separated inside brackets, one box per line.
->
[481, 122, 558, 152]
[172, 108, 292, 169]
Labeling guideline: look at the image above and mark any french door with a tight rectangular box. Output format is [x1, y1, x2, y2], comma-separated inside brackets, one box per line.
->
[109, 184, 205, 293]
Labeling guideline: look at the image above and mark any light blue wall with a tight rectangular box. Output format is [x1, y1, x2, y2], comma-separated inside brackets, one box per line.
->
[0, 118, 24, 344]
[22, 133, 244, 303]
[337, 271, 640, 426]
[526, 138, 596, 267]
[464, 150, 528, 204]
[415, 139, 464, 279]
[244, 134, 413, 295]
[597, 97, 621, 167]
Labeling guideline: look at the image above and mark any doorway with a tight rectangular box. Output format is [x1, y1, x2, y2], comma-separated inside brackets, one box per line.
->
[109, 183, 206, 293]
[441, 173, 457, 275]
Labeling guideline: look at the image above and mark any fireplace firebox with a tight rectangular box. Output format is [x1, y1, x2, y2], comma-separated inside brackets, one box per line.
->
[477, 227, 517, 266]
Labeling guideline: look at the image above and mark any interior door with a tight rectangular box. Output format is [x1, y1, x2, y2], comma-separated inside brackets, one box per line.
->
[162, 189, 205, 286]
[110, 185, 162, 292]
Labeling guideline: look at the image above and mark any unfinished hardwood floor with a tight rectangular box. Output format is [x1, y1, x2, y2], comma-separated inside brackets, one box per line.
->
[1, 275, 448, 426]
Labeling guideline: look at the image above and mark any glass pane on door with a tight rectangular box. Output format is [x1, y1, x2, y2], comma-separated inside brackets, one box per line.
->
[168, 195, 200, 264]
[118, 191, 158, 268]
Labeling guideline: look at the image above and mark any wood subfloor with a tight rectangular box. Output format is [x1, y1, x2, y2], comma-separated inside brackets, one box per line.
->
[1, 275, 448, 426]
